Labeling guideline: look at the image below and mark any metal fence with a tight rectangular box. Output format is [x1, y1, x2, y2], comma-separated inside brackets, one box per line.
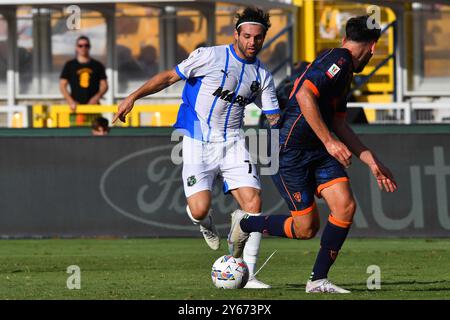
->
[0, 105, 29, 127]
[348, 101, 450, 124]
[1, 102, 450, 128]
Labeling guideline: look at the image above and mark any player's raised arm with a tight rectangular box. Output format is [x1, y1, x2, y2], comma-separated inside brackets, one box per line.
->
[113, 69, 181, 123]
[114, 46, 214, 123]
[296, 85, 352, 168]
[332, 116, 397, 192]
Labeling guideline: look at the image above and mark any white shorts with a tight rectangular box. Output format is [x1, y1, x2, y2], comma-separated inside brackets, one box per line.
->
[182, 135, 261, 198]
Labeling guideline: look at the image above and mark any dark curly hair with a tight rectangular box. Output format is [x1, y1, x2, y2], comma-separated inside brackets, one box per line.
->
[346, 15, 381, 43]
[235, 7, 271, 34]
[91, 117, 109, 131]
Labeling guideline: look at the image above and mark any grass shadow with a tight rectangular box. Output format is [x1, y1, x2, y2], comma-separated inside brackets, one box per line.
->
[285, 280, 450, 293]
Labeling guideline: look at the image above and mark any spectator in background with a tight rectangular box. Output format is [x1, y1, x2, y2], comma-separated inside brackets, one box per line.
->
[267, 41, 287, 71]
[195, 42, 207, 50]
[91, 116, 110, 136]
[18, 47, 33, 94]
[137, 45, 159, 79]
[176, 44, 189, 64]
[117, 45, 146, 93]
[258, 60, 309, 128]
[60, 36, 108, 112]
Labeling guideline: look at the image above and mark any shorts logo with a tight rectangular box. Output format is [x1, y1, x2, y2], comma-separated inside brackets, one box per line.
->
[326, 64, 341, 79]
[187, 176, 197, 187]
[250, 81, 260, 93]
[293, 192, 302, 203]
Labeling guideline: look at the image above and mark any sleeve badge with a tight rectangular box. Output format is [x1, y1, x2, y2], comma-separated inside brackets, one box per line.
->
[326, 63, 341, 79]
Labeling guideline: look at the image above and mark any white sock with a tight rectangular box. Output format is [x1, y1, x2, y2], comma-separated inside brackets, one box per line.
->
[186, 205, 212, 228]
[243, 230, 262, 278]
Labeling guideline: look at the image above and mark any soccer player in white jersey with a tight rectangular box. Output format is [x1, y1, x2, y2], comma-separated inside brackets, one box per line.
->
[113, 7, 280, 289]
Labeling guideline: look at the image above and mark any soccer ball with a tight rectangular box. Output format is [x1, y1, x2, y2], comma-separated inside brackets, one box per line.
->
[211, 255, 249, 289]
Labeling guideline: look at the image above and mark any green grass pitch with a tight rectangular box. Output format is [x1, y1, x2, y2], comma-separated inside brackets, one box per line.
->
[0, 238, 449, 300]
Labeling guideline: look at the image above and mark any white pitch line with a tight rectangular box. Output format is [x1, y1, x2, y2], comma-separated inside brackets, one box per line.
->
[253, 250, 277, 277]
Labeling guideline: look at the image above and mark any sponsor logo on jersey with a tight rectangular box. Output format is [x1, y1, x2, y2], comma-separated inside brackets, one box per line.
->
[212, 87, 252, 107]
[326, 63, 341, 79]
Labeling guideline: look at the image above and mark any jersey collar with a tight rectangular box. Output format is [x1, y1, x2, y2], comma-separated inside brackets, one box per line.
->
[229, 44, 257, 65]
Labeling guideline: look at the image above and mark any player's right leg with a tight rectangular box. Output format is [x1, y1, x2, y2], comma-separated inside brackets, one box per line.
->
[218, 138, 270, 288]
[182, 135, 220, 250]
[227, 187, 271, 288]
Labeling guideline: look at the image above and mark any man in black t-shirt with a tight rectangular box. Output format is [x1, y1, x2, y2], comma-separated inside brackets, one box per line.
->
[60, 36, 108, 112]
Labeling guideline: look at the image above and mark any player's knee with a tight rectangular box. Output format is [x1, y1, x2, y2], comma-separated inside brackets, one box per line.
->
[188, 204, 210, 220]
[301, 225, 319, 240]
[293, 223, 319, 240]
[338, 198, 356, 222]
[240, 195, 261, 214]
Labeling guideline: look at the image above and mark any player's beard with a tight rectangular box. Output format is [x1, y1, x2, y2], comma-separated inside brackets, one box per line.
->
[237, 41, 259, 61]
[355, 52, 372, 73]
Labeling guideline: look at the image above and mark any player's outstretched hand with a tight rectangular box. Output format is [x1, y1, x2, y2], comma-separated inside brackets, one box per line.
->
[113, 95, 135, 123]
[324, 138, 352, 168]
[369, 160, 398, 193]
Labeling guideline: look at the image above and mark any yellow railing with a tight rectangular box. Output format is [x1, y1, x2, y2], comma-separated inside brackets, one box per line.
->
[32, 104, 47, 128]
[130, 104, 179, 127]
[40, 104, 179, 128]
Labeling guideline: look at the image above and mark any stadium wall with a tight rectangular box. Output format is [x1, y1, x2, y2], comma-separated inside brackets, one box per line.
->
[0, 129, 449, 238]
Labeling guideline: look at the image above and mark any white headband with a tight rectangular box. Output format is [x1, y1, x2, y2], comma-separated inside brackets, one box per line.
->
[236, 21, 267, 30]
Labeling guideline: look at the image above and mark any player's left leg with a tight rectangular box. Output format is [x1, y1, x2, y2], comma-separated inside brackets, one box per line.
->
[306, 179, 355, 294]
[219, 137, 270, 288]
[186, 190, 220, 250]
[229, 186, 271, 289]
[303, 149, 355, 294]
